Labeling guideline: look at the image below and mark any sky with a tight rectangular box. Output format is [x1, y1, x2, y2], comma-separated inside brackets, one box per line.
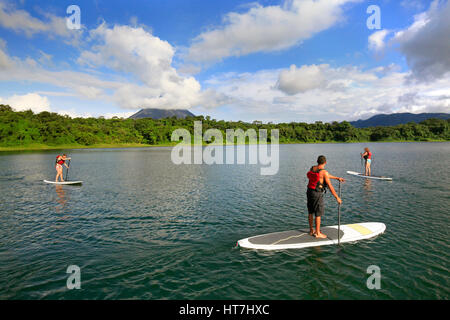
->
[0, 0, 449, 123]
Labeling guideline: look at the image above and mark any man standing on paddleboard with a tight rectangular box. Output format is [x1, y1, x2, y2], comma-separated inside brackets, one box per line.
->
[360, 147, 372, 176]
[55, 154, 71, 182]
[306, 155, 345, 238]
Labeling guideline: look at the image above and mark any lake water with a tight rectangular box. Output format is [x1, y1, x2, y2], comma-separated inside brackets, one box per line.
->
[0, 142, 449, 299]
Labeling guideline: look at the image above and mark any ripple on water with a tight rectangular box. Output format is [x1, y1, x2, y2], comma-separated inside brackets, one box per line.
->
[0, 143, 448, 299]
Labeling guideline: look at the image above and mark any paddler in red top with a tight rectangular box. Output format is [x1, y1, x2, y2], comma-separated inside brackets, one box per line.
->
[306, 155, 345, 238]
[55, 154, 71, 182]
[360, 147, 372, 176]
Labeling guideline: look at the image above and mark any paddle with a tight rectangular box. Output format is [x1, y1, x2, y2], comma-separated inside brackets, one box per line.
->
[65, 159, 71, 181]
[338, 180, 341, 246]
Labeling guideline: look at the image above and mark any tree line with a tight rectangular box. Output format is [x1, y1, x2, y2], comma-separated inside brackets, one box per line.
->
[0, 104, 448, 148]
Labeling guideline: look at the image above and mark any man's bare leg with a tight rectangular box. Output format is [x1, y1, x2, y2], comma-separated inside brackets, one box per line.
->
[308, 214, 315, 235]
[315, 216, 327, 238]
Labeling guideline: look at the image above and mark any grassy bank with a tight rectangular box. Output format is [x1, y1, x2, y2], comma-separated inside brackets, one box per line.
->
[0, 142, 174, 152]
[1, 105, 449, 151]
[1, 139, 448, 152]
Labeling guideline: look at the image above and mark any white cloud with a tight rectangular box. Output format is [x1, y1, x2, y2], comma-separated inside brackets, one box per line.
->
[78, 24, 228, 109]
[277, 64, 327, 95]
[75, 85, 105, 99]
[392, 0, 450, 81]
[0, 46, 121, 98]
[0, 37, 12, 69]
[368, 29, 390, 52]
[206, 69, 280, 112]
[37, 50, 53, 66]
[205, 63, 450, 123]
[0, 24, 229, 112]
[55, 109, 136, 119]
[103, 111, 137, 119]
[0, 1, 47, 36]
[0, 1, 77, 38]
[0, 46, 12, 69]
[56, 109, 92, 118]
[0, 93, 50, 113]
[1, 2, 447, 123]
[187, 0, 358, 63]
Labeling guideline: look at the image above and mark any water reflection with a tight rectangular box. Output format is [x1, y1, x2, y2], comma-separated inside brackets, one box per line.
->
[361, 179, 373, 215]
[54, 185, 68, 215]
[363, 178, 372, 192]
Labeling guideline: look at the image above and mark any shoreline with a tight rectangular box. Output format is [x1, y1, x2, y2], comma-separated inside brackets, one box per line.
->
[0, 139, 448, 152]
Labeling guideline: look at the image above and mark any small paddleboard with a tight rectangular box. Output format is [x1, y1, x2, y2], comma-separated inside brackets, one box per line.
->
[44, 180, 83, 185]
[238, 222, 385, 250]
[346, 171, 392, 181]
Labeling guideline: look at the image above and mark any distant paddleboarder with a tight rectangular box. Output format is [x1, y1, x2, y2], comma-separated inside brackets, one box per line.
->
[360, 147, 372, 176]
[55, 154, 70, 182]
[306, 155, 345, 238]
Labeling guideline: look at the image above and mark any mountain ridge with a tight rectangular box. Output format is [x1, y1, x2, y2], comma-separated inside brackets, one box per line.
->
[349, 112, 450, 128]
[129, 108, 195, 119]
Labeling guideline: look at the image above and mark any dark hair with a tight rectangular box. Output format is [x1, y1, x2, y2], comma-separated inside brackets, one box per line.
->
[317, 155, 326, 165]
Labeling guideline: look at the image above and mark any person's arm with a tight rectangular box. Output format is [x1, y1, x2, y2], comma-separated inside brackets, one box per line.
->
[64, 157, 71, 168]
[328, 174, 345, 182]
[324, 171, 342, 204]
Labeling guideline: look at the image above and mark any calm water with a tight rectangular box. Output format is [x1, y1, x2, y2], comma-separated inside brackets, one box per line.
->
[0, 143, 449, 299]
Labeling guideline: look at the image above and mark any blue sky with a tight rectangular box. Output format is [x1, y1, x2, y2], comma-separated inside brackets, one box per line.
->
[0, 0, 449, 123]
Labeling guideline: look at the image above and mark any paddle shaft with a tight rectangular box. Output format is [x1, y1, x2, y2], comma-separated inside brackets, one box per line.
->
[65, 159, 71, 181]
[338, 180, 341, 245]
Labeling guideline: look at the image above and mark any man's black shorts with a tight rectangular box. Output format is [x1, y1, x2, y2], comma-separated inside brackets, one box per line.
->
[307, 188, 324, 217]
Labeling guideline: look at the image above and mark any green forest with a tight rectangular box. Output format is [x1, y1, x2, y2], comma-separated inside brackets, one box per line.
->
[0, 104, 449, 150]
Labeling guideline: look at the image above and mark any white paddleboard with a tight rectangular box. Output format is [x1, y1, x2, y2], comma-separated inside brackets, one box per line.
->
[44, 180, 83, 185]
[238, 222, 385, 250]
[346, 171, 392, 181]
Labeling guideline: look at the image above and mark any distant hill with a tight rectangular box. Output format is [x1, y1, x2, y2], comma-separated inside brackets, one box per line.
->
[129, 108, 195, 119]
[349, 113, 450, 128]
